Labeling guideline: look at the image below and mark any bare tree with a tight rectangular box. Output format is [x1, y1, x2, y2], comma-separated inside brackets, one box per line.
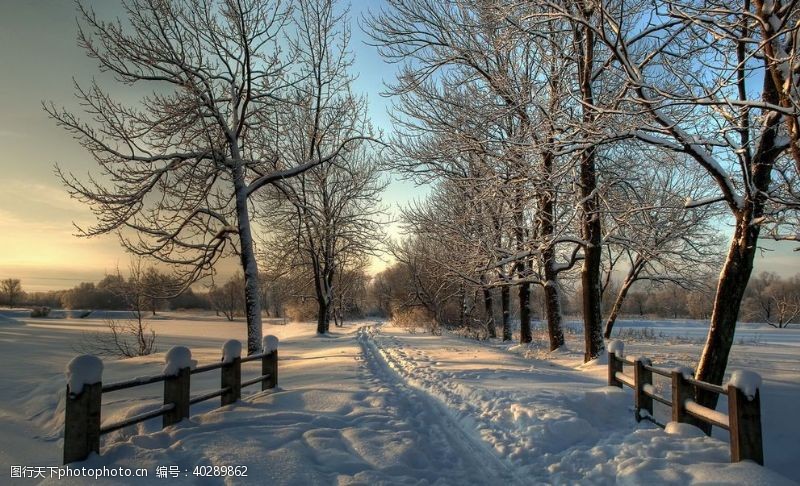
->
[540, 0, 800, 412]
[77, 261, 157, 358]
[209, 274, 246, 321]
[47, 0, 372, 354]
[743, 273, 800, 328]
[602, 158, 724, 338]
[258, 0, 384, 334]
[1, 279, 23, 309]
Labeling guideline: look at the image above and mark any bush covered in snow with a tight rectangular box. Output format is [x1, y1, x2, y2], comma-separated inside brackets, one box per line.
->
[30, 306, 50, 317]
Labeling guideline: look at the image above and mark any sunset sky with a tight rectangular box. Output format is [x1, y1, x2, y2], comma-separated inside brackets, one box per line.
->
[0, 0, 797, 292]
[0, 0, 412, 291]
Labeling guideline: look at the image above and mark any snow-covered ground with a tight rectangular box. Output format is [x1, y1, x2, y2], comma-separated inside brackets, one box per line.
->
[0, 311, 797, 485]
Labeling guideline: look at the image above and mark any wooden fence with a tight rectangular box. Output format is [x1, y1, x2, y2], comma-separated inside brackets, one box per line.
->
[63, 338, 279, 464]
[607, 341, 763, 465]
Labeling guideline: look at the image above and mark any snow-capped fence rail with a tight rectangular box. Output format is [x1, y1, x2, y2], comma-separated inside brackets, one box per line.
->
[607, 340, 762, 465]
[63, 336, 279, 464]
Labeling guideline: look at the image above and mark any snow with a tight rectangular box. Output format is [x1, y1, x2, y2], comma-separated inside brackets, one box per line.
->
[728, 369, 762, 400]
[163, 346, 192, 376]
[684, 400, 730, 428]
[65, 355, 103, 395]
[665, 421, 708, 438]
[0, 311, 798, 485]
[221, 339, 242, 364]
[262, 334, 279, 353]
[607, 339, 624, 356]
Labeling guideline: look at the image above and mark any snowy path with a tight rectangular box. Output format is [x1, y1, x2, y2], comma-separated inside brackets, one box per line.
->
[34, 322, 524, 485]
[355, 326, 523, 485]
[362, 324, 795, 485]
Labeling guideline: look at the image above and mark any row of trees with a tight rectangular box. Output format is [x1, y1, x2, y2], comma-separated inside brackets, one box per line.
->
[363, 0, 800, 414]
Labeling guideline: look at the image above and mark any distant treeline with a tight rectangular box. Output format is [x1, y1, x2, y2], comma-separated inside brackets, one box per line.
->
[3, 270, 797, 328]
[367, 268, 800, 330]
[10, 271, 210, 313]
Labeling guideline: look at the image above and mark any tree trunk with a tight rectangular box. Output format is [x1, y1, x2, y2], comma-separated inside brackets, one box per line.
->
[542, 265, 565, 351]
[603, 273, 636, 339]
[484, 286, 496, 339]
[316, 295, 330, 334]
[694, 213, 760, 415]
[519, 280, 532, 343]
[576, 8, 604, 362]
[539, 148, 565, 350]
[232, 163, 263, 355]
[501, 284, 511, 341]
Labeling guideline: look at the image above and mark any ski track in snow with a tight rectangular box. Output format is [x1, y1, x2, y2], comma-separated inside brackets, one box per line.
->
[355, 325, 523, 486]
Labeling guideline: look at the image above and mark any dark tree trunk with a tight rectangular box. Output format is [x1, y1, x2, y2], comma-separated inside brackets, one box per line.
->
[603, 271, 637, 339]
[576, 7, 604, 362]
[542, 267, 565, 351]
[316, 296, 330, 334]
[519, 280, 532, 343]
[695, 213, 762, 417]
[539, 148, 565, 350]
[484, 286, 496, 339]
[513, 193, 531, 343]
[501, 284, 512, 341]
[694, 59, 780, 420]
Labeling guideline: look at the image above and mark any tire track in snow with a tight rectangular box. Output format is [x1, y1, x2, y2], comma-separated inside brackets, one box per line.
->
[357, 325, 526, 486]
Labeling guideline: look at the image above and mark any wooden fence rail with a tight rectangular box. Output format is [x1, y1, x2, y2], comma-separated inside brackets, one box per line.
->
[63, 336, 279, 464]
[607, 340, 763, 465]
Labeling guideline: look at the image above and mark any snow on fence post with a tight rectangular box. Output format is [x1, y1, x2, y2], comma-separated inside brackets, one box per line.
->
[262, 335, 279, 390]
[163, 346, 191, 427]
[727, 371, 764, 465]
[607, 340, 624, 388]
[221, 340, 242, 406]
[671, 368, 693, 425]
[63, 355, 103, 464]
[633, 357, 653, 422]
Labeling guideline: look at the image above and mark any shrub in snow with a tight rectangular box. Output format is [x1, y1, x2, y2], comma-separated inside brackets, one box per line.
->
[30, 306, 50, 317]
[727, 370, 762, 400]
[262, 335, 279, 353]
[65, 355, 103, 395]
[163, 346, 192, 376]
[222, 339, 242, 363]
[607, 340, 624, 357]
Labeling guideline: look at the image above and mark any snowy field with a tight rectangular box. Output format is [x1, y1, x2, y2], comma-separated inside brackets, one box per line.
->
[0, 311, 798, 485]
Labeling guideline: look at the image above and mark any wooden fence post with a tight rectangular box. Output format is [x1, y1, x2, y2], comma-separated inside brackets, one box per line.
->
[728, 385, 764, 465]
[163, 367, 190, 427]
[263, 350, 278, 390]
[634, 358, 653, 422]
[63, 382, 102, 464]
[221, 357, 242, 406]
[608, 352, 623, 388]
[671, 370, 692, 424]
[262, 335, 278, 390]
